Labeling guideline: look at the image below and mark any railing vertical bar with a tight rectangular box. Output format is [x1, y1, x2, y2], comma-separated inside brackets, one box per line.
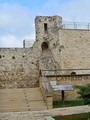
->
[23, 40, 25, 48]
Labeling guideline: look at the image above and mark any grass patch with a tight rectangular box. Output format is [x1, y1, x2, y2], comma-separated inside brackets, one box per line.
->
[53, 99, 84, 108]
[53, 112, 90, 120]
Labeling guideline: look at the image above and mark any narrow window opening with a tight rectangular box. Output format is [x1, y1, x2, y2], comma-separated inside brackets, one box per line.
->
[44, 23, 48, 33]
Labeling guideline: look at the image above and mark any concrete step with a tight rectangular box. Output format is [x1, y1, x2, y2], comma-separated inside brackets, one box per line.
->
[0, 87, 47, 112]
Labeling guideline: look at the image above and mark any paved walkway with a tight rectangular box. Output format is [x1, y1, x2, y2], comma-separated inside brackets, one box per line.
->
[0, 105, 90, 120]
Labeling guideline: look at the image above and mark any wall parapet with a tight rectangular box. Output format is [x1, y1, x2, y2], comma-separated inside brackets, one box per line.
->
[41, 69, 90, 76]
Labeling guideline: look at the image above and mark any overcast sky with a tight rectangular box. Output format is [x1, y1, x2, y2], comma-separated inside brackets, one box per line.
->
[0, 0, 90, 47]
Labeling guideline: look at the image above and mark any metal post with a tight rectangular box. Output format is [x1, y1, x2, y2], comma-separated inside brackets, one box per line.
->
[23, 40, 25, 48]
[62, 90, 64, 106]
[74, 22, 77, 29]
[88, 23, 89, 30]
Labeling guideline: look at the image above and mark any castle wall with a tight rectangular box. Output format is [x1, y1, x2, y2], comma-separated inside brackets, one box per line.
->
[0, 48, 39, 88]
[0, 15, 90, 101]
[58, 29, 90, 74]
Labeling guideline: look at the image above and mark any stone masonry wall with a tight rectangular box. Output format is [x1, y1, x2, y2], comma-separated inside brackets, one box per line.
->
[58, 29, 90, 74]
[0, 48, 39, 88]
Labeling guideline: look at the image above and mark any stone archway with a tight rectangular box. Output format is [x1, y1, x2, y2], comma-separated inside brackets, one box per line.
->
[41, 42, 49, 51]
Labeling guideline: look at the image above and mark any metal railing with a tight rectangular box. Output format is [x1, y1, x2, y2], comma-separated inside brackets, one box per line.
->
[61, 21, 90, 30]
[23, 39, 35, 48]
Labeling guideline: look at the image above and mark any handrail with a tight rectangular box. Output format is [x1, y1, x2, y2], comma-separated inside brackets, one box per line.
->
[23, 39, 35, 48]
[61, 21, 90, 30]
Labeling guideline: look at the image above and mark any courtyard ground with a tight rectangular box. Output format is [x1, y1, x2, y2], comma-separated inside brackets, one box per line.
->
[0, 105, 90, 120]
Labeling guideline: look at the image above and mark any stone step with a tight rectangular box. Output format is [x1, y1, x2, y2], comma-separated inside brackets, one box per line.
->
[0, 87, 47, 112]
[0, 95, 44, 101]
[0, 107, 28, 112]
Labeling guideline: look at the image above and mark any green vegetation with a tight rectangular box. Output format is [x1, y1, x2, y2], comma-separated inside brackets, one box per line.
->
[53, 112, 90, 120]
[53, 84, 90, 108]
[75, 84, 90, 105]
[53, 99, 84, 108]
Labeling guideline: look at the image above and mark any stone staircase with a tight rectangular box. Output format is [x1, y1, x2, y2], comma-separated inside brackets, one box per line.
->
[0, 87, 47, 112]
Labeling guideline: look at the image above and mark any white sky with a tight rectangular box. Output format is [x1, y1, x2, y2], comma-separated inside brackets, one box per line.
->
[0, 0, 90, 47]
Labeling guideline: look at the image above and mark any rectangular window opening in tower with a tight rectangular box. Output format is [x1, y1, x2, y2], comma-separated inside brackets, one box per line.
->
[44, 23, 48, 33]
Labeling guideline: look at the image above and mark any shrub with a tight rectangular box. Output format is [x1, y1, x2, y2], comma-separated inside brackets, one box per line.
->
[75, 84, 90, 105]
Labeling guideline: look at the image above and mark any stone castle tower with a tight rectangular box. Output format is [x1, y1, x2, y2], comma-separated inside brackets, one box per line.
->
[35, 16, 62, 72]
[35, 16, 62, 51]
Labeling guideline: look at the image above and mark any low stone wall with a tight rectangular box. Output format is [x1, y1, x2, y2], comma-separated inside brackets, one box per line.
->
[40, 77, 53, 109]
[47, 74, 90, 101]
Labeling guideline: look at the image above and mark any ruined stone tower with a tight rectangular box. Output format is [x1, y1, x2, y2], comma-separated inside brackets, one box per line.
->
[35, 16, 62, 51]
[35, 16, 62, 72]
